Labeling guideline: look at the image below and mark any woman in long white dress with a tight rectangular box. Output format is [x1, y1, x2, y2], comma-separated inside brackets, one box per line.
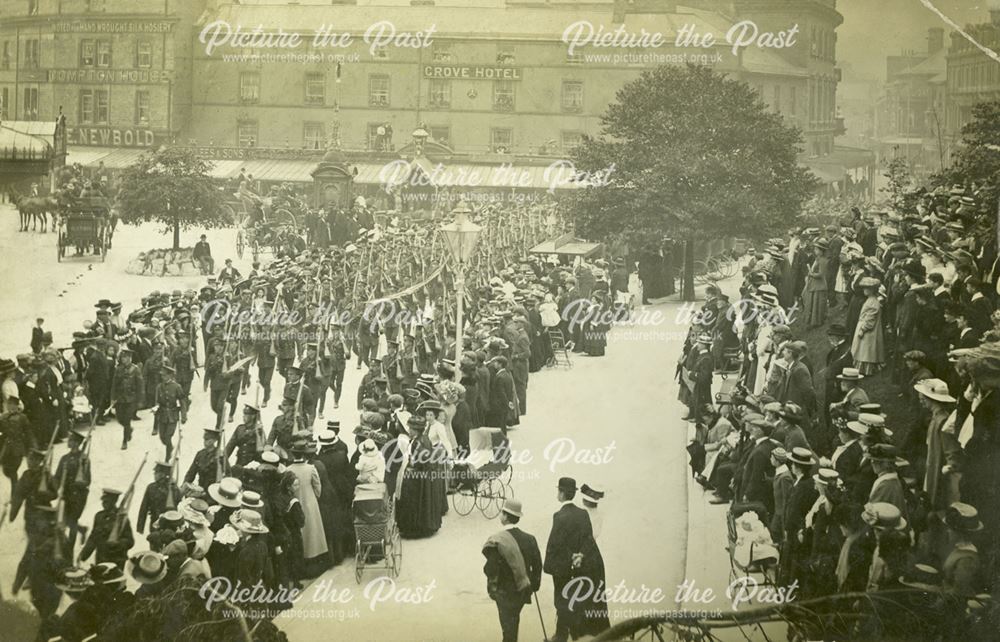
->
[287, 441, 329, 576]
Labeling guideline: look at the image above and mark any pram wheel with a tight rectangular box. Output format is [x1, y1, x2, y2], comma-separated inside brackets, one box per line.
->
[477, 477, 506, 519]
[452, 486, 476, 516]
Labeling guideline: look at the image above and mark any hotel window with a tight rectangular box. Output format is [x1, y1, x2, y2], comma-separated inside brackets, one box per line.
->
[135, 90, 149, 124]
[491, 127, 512, 153]
[304, 73, 325, 105]
[237, 120, 258, 148]
[2, 42, 10, 69]
[80, 40, 96, 66]
[23, 86, 38, 119]
[1, 88, 8, 118]
[24, 39, 40, 69]
[561, 80, 583, 113]
[429, 126, 451, 148]
[561, 130, 583, 151]
[240, 72, 260, 103]
[369, 74, 390, 107]
[432, 43, 452, 62]
[303, 122, 325, 149]
[493, 80, 514, 112]
[428, 78, 451, 108]
[80, 89, 108, 124]
[97, 40, 111, 67]
[136, 40, 152, 68]
[496, 45, 515, 65]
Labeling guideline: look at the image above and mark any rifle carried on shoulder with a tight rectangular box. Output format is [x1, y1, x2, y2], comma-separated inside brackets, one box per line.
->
[109, 452, 147, 544]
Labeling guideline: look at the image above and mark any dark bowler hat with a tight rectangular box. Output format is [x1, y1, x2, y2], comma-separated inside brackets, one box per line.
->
[557, 477, 577, 493]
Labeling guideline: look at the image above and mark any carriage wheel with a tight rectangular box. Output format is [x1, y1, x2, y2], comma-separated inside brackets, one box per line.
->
[354, 539, 365, 584]
[477, 477, 505, 519]
[251, 240, 260, 263]
[57, 232, 64, 262]
[236, 229, 245, 259]
[274, 209, 297, 228]
[452, 485, 476, 516]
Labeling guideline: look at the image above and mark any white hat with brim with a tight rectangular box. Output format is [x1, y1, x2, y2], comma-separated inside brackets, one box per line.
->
[230, 508, 270, 534]
[208, 478, 243, 508]
[913, 378, 957, 403]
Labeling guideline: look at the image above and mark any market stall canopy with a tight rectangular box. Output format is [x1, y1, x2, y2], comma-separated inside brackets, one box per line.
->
[529, 233, 603, 257]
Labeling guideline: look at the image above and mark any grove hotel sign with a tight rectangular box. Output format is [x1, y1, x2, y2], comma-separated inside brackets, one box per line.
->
[48, 69, 174, 84]
[422, 65, 522, 80]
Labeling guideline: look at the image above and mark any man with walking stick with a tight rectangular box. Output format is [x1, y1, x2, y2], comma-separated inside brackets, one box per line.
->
[482, 498, 543, 642]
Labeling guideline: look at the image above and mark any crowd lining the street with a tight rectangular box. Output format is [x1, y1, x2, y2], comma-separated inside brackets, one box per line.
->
[680, 186, 1000, 639]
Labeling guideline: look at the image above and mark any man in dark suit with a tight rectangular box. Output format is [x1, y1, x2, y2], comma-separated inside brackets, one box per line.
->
[831, 420, 865, 482]
[483, 498, 543, 642]
[544, 477, 605, 642]
[30, 319, 45, 354]
[85, 345, 111, 425]
[486, 356, 516, 432]
[774, 341, 817, 418]
[736, 418, 777, 513]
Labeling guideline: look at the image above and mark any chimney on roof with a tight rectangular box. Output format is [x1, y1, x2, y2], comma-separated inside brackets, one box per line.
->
[927, 27, 943, 54]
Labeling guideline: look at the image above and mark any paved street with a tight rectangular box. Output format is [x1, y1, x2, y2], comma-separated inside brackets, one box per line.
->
[277, 303, 693, 640]
[0, 204, 718, 640]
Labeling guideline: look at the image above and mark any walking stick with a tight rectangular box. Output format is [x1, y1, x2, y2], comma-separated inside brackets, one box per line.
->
[533, 592, 549, 641]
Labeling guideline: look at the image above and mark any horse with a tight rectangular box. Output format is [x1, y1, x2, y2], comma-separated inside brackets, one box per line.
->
[10, 190, 57, 232]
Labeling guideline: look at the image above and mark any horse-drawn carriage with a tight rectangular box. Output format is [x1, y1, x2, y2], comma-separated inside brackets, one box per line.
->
[222, 190, 305, 261]
[57, 196, 111, 262]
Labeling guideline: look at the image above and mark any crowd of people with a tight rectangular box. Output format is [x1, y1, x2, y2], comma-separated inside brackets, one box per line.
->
[0, 197, 638, 642]
[680, 185, 999, 638]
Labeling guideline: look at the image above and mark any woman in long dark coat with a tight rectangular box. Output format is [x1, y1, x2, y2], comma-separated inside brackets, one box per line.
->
[311, 451, 347, 566]
[277, 470, 306, 585]
[396, 415, 445, 538]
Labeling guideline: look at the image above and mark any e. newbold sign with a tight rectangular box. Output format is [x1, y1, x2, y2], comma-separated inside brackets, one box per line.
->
[69, 127, 163, 147]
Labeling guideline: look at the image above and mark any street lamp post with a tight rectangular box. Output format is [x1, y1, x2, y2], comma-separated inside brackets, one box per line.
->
[440, 201, 481, 382]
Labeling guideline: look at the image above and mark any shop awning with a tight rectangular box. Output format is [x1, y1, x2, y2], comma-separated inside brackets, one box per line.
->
[1, 122, 54, 161]
[65, 146, 115, 167]
[529, 233, 603, 257]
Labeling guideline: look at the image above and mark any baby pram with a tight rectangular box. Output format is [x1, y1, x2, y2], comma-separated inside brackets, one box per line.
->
[353, 482, 401, 583]
[451, 427, 513, 519]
